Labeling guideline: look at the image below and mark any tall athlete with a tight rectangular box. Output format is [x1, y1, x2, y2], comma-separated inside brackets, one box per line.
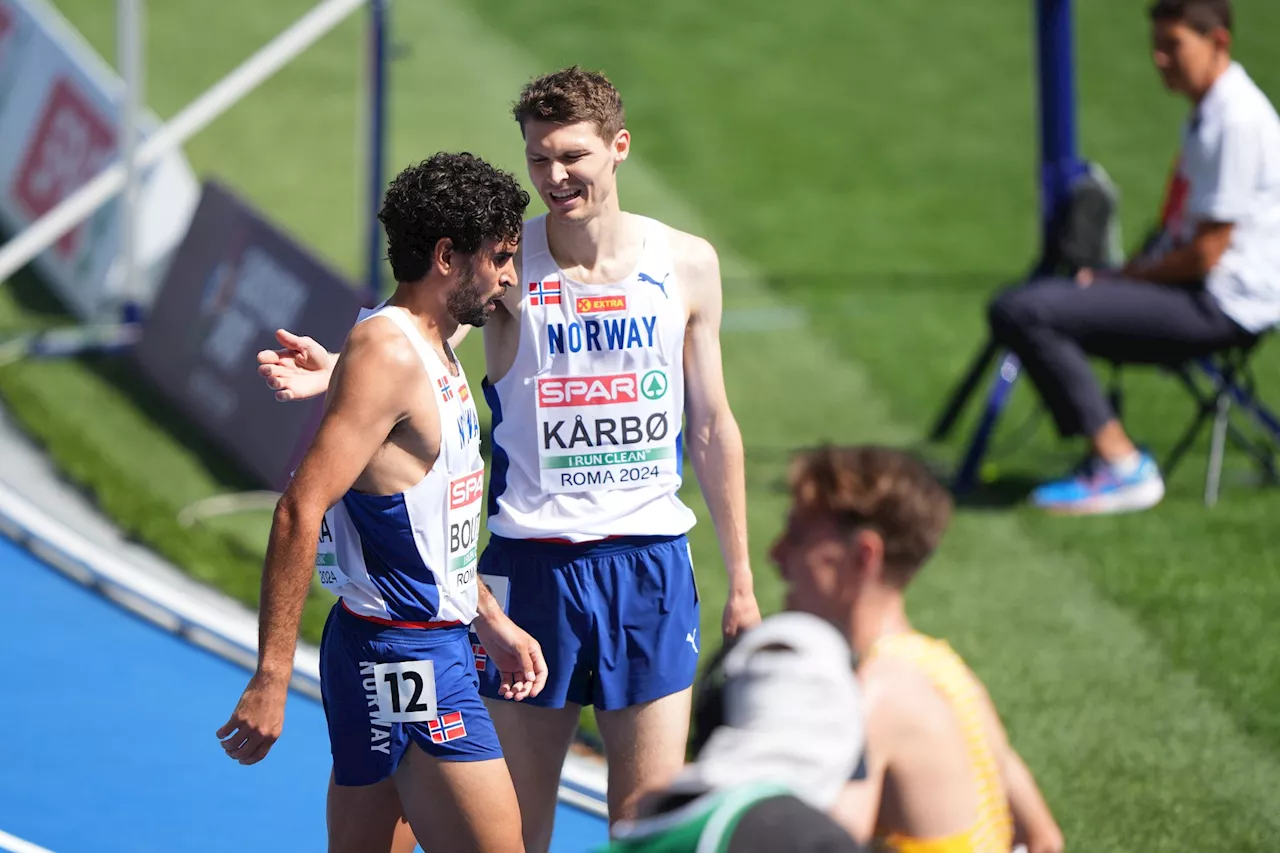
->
[255, 67, 762, 850]
[771, 445, 1064, 853]
[218, 153, 546, 853]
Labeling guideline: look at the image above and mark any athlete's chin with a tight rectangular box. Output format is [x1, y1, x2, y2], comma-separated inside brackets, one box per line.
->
[547, 203, 594, 224]
[453, 309, 490, 328]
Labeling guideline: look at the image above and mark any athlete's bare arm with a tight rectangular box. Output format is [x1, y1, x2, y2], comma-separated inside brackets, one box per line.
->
[975, 686, 1064, 853]
[830, 655, 904, 843]
[474, 573, 548, 701]
[218, 319, 424, 765]
[831, 694, 890, 842]
[671, 228, 760, 638]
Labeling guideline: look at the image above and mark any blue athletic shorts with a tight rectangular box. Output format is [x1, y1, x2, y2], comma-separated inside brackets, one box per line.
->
[319, 602, 502, 786]
[475, 534, 701, 711]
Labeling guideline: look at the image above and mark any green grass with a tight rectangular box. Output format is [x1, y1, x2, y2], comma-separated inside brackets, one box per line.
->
[1, 0, 1277, 848]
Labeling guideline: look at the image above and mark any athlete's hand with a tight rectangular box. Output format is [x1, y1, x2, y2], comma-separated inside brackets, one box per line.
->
[257, 328, 335, 402]
[473, 614, 548, 702]
[217, 671, 289, 765]
[722, 588, 761, 639]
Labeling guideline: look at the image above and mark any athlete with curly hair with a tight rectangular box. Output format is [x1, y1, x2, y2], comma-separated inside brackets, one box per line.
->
[218, 152, 540, 853]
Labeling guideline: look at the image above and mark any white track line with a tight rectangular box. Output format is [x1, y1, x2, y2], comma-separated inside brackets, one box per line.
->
[0, 829, 56, 853]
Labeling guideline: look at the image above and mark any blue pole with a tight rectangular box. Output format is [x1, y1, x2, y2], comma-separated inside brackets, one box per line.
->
[1035, 0, 1084, 257]
[952, 0, 1085, 495]
[365, 0, 388, 305]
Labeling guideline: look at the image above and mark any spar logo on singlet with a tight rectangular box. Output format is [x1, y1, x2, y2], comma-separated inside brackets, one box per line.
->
[538, 373, 638, 408]
[449, 470, 484, 510]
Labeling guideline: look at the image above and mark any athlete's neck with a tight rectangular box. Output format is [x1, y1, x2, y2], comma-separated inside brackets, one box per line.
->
[545, 199, 641, 280]
[848, 590, 912, 658]
[386, 281, 458, 349]
[1188, 54, 1232, 103]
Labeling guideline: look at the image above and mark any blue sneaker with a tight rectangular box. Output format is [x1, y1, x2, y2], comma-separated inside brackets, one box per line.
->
[1031, 452, 1165, 515]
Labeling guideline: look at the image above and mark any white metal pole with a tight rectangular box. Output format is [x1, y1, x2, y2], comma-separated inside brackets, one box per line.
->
[0, 0, 365, 286]
[117, 0, 141, 316]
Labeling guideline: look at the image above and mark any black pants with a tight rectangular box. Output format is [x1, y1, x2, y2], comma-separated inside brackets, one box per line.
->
[987, 276, 1256, 439]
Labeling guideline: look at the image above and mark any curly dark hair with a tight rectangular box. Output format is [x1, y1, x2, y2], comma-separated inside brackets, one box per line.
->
[378, 152, 530, 283]
[512, 66, 625, 141]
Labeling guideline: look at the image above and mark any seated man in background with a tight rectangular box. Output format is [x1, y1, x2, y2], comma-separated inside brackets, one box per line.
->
[987, 0, 1280, 515]
[602, 611, 868, 853]
[773, 445, 1064, 853]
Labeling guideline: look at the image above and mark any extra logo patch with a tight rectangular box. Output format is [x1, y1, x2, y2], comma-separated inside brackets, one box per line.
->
[576, 295, 627, 314]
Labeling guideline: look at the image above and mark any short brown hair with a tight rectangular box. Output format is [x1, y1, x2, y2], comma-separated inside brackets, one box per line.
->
[1149, 0, 1232, 34]
[512, 66, 626, 141]
[787, 445, 953, 587]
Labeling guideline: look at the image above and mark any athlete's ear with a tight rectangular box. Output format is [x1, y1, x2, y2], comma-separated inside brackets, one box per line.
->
[1211, 24, 1231, 55]
[612, 129, 631, 165]
[432, 237, 456, 277]
[850, 527, 886, 585]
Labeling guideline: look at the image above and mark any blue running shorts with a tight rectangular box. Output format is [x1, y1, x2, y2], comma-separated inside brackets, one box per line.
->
[475, 534, 701, 711]
[320, 602, 502, 786]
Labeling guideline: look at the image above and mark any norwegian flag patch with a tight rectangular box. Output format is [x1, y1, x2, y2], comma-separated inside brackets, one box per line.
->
[427, 711, 468, 744]
[472, 642, 488, 672]
[528, 277, 562, 306]
[437, 375, 454, 402]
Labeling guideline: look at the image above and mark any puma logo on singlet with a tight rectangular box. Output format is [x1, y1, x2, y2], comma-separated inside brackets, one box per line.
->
[686, 629, 699, 654]
[638, 272, 669, 298]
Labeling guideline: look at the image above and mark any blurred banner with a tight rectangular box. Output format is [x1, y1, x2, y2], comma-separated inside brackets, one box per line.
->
[0, 0, 199, 320]
[134, 181, 364, 491]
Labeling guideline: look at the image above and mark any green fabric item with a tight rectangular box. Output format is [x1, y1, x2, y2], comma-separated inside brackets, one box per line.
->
[598, 784, 791, 853]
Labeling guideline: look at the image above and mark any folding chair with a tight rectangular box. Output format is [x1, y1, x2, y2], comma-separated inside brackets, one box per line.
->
[1109, 335, 1280, 507]
[930, 162, 1123, 495]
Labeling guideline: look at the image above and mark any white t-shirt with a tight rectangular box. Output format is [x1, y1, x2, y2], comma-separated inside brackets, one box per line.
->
[1164, 62, 1280, 334]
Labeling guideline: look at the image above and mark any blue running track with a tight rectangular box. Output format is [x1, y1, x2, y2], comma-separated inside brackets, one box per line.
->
[0, 535, 607, 853]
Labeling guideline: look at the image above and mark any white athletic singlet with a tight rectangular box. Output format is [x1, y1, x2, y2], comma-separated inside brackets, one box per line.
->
[315, 304, 485, 624]
[485, 214, 697, 542]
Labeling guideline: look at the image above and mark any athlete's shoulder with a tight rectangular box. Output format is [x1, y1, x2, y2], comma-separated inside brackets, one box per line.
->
[658, 222, 719, 274]
[858, 652, 947, 740]
[340, 314, 423, 379]
[654, 224, 721, 310]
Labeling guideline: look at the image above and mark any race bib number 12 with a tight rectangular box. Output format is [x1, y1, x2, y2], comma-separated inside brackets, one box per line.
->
[373, 659, 438, 723]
